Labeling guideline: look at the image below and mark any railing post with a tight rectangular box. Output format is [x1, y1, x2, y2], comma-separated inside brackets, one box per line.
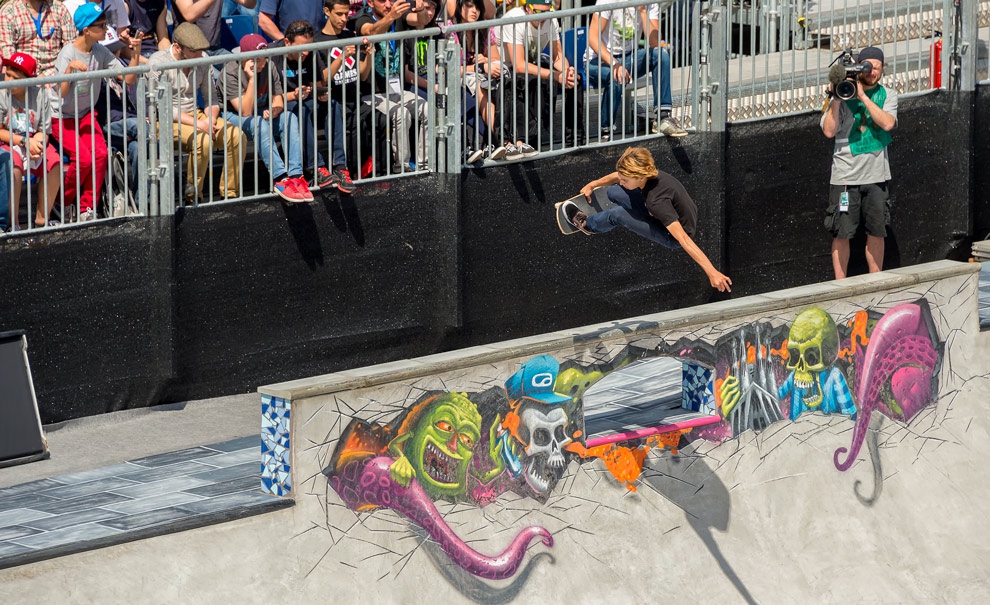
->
[151, 75, 175, 216]
[947, 0, 978, 91]
[439, 38, 462, 174]
[702, 0, 727, 132]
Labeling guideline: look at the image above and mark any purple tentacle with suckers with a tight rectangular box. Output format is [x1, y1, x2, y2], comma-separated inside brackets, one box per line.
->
[834, 303, 938, 471]
[328, 456, 553, 580]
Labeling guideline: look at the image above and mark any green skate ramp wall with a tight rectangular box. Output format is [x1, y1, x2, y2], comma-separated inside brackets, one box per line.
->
[257, 260, 990, 602]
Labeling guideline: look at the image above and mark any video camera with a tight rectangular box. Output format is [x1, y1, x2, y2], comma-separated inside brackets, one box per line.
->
[828, 49, 874, 100]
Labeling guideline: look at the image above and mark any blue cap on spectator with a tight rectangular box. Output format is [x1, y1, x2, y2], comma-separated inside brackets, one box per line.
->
[504, 355, 570, 404]
[74, 3, 105, 33]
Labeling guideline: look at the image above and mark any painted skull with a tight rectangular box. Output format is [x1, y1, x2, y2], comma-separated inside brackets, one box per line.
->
[786, 308, 839, 408]
[517, 404, 571, 493]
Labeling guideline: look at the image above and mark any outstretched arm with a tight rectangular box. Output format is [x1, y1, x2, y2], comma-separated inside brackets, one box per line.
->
[666, 220, 732, 292]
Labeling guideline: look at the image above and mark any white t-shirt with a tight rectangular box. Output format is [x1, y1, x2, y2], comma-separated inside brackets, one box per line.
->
[584, 0, 659, 63]
[494, 7, 561, 65]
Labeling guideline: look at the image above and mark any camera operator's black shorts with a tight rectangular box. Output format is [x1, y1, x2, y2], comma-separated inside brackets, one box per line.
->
[824, 182, 890, 239]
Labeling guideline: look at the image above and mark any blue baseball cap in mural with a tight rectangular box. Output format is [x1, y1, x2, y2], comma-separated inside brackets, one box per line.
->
[505, 356, 570, 404]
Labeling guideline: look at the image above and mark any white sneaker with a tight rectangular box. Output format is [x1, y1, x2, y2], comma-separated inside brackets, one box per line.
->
[658, 116, 688, 137]
[504, 143, 522, 161]
[78, 209, 96, 222]
[517, 143, 539, 158]
[489, 145, 507, 161]
[466, 148, 485, 164]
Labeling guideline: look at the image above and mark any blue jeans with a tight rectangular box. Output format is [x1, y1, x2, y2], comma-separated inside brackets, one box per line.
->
[586, 47, 673, 131]
[108, 117, 141, 189]
[0, 148, 10, 231]
[225, 110, 303, 180]
[587, 184, 682, 249]
[285, 97, 347, 171]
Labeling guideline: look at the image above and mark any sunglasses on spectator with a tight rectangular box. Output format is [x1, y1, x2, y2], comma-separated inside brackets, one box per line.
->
[530, 5, 554, 13]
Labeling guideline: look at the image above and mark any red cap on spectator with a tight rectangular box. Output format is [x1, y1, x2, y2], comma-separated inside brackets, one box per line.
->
[3, 52, 38, 78]
[239, 34, 268, 53]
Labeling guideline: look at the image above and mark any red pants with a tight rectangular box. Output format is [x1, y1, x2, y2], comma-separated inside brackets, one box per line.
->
[53, 113, 108, 214]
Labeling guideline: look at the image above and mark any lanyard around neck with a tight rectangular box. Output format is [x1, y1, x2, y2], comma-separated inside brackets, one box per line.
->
[31, 1, 55, 40]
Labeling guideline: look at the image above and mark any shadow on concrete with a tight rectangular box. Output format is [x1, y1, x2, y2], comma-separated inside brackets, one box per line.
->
[281, 201, 323, 270]
[641, 454, 757, 605]
[413, 525, 554, 605]
[322, 191, 365, 247]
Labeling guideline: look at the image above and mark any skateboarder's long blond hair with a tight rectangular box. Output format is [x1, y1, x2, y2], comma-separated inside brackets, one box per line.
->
[616, 147, 660, 180]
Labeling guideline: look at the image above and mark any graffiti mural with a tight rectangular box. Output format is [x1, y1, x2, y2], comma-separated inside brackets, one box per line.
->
[323, 299, 942, 581]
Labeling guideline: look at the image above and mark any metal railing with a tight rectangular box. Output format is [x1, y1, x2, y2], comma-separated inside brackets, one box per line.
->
[0, 0, 984, 235]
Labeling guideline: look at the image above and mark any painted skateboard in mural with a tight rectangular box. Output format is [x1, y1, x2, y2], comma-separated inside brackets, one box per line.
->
[554, 187, 615, 235]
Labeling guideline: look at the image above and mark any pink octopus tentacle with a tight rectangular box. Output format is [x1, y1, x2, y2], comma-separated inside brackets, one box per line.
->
[329, 456, 552, 580]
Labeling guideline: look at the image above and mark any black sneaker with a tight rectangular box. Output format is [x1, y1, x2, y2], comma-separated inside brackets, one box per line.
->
[315, 166, 334, 189]
[599, 128, 612, 143]
[466, 148, 485, 164]
[332, 168, 356, 194]
[562, 201, 592, 235]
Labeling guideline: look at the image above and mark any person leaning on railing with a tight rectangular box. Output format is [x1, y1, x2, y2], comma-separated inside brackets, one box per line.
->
[148, 22, 246, 203]
[449, 0, 524, 164]
[0, 52, 62, 231]
[317, 0, 373, 180]
[220, 33, 314, 203]
[585, 0, 686, 141]
[51, 3, 119, 222]
[495, 0, 585, 149]
[269, 20, 355, 194]
[353, 0, 430, 173]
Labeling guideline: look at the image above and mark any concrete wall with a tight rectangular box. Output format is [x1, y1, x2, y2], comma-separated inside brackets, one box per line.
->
[252, 260, 990, 602]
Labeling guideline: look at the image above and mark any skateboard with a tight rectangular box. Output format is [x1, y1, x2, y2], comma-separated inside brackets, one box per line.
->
[555, 187, 615, 235]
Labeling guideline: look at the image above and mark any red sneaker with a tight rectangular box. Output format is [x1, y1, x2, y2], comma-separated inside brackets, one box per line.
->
[292, 177, 315, 202]
[274, 177, 304, 203]
[361, 155, 374, 179]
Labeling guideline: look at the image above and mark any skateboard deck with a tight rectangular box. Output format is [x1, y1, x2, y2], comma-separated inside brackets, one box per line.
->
[555, 187, 615, 235]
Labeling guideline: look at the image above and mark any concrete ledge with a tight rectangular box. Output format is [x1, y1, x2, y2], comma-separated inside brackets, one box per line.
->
[259, 260, 978, 400]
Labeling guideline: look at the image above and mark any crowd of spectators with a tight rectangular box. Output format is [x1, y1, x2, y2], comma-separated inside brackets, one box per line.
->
[0, 0, 686, 233]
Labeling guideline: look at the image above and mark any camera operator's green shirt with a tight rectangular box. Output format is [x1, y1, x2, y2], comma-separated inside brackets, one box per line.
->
[845, 86, 893, 155]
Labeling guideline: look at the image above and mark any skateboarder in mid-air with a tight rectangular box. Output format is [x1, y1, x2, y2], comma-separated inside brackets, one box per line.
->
[561, 147, 732, 292]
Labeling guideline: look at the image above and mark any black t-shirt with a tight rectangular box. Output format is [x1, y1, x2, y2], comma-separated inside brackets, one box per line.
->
[403, 28, 442, 85]
[128, 0, 166, 56]
[268, 38, 327, 94]
[315, 29, 364, 104]
[643, 172, 698, 238]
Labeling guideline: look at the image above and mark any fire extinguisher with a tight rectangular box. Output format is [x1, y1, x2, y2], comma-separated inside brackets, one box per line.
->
[930, 31, 943, 89]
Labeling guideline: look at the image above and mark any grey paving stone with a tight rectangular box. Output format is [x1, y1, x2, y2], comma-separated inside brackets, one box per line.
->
[0, 478, 68, 497]
[190, 449, 258, 469]
[52, 463, 139, 485]
[22, 508, 122, 532]
[0, 508, 54, 529]
[183, 476, 259, 498]
[127, 447, 221, 468]
[175, 490, 279, 515]
[101, 491, 206, 516]
[30, 491, 134, 515]
[204, 436, 260, 453]
[0, 493, 61, 514]
[189, 462, 258, 484]
[97, 507, 195, 531]
[0, 541, 32, 557]
[108, 476, 211, 500]
[37, 477, 140, 501]
[0, 525, 43, 541]
[116, 460, 217, 484]
[11, 521, 123, 550]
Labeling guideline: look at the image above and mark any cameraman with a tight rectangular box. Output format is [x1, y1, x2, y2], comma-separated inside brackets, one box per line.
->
[821, 46, 897, 280]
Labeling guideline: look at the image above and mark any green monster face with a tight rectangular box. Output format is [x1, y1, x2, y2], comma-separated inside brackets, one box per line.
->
[405, 393, 482, 498]
[786, 308, 839, 408]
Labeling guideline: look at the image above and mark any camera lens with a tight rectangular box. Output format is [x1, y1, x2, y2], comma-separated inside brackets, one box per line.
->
[835, 78, 857, 100]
